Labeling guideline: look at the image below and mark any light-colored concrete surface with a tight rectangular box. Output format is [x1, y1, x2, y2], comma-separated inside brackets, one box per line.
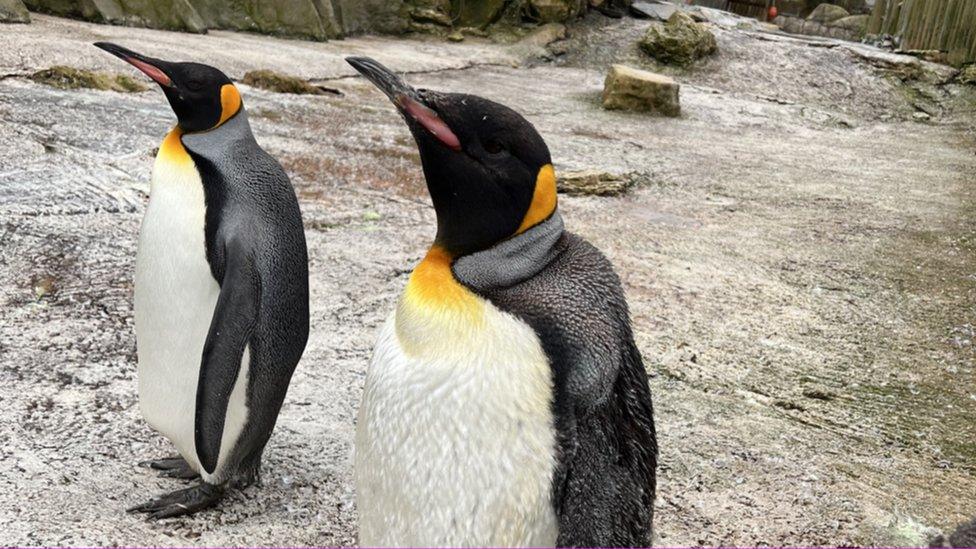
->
[1, 12, 974, 547]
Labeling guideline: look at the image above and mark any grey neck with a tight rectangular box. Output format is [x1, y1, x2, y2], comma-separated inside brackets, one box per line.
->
[181, 109, 253, 161]
[452, 212, 564, 292]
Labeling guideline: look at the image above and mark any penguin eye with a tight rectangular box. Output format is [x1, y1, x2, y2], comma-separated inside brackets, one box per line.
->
[186, 79, 204, 92]
[483, 139, 505, 155]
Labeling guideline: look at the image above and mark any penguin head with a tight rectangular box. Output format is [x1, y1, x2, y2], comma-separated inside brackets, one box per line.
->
[347, 57, 556, 258]
[93, 42, 241, 133]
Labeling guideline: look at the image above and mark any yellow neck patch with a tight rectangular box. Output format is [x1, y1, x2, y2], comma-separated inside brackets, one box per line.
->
[396, 245, 485, 356]
[216, 84, 242, 128]
[402, 246, 480, 310]
[516, 164, 557, 234]
[157, 126, 192, 167]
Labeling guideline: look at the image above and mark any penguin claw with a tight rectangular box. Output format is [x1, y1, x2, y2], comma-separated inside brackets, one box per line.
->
[138, 456, 200, 481]
[127, 483, 224, 519]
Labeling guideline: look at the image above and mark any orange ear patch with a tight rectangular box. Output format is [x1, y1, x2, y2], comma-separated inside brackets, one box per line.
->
[216, 84, 242, 128]
[516, 164, 557, 234]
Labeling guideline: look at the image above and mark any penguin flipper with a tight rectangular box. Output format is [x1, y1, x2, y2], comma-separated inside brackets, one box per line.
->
[195, 246, 261, 475]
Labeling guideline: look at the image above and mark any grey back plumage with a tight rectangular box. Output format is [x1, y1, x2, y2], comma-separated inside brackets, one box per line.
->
[183, 109, 309, 477]
[453, 216, 658, 547]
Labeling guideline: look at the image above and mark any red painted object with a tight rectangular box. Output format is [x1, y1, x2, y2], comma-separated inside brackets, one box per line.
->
[768, 5, 778, 19]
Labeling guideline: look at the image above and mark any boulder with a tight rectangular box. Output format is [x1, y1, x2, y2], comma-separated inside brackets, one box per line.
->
[0, 0, 29, 22]
[116, 0, 206, 33]
[828, 13, 867, 35]
[800, 19, 824, 35]
[188, 0, 340, 39]
[405, 0, 451, 27]
[455, 0, 507, 28]
[601, 64, 680, 116]
[639, 11, 716, 66]
[806, 3, 848, 24]
[328, 0, 408, 35]
[957, 65, 976, 86]
[25, 0, 206, 32]
[526, 0, 584, 23]
[773, 14, 804, 34]
[23, 0, 95, 19]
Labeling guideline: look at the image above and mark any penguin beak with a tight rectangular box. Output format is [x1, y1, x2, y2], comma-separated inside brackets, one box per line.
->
[345, 56, 461, 152]
[93, 42, 173, 88]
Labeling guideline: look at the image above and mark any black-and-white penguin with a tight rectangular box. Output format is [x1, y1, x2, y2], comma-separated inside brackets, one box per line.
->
[94, 43, 309, 518]
[932, 516, 976, 548]
[347, 57, 657, 547]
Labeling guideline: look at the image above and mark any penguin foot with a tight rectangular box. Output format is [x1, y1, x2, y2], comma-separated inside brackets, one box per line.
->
[138, 456, 199, 481]
[127, 483, 224, 520]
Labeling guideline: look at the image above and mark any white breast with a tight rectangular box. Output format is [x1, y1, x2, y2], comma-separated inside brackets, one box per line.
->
[356, 301, 559, 547]
[133, 142, 249, 484]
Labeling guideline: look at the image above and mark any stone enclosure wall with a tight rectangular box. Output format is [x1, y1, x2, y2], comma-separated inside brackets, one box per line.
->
[773, 3, 869, 42]
[4, 0, 599, 37]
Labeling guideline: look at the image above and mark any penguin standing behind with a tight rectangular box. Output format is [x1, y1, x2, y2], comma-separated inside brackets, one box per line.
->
[94, 43, 309, 518]
[347, 57, 657, 547]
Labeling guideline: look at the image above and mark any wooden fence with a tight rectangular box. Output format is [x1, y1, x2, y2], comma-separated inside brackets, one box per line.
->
[867, 0, 976, 65]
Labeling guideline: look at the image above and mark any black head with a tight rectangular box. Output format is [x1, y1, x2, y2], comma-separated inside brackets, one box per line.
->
[94, 42, 241, 133]
[346, 57, 557, 258]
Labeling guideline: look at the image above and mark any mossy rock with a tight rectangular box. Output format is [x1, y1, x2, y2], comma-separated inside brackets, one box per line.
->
[455, 0, 507, 28]
[957, 65, 976, 86]
[806, 2, 848, 24]
[31, 66, 149, 92]
[525, 0, 585, 23]
[241, 70, 326, 95]
[0, 0, 30, 23]
[639, 11, 716, 66]
[828, 13, 867, 37]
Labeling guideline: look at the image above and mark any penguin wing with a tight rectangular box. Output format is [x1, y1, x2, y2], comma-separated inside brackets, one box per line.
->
[195, 241, 261, 475]
[477, 232, 657, 546]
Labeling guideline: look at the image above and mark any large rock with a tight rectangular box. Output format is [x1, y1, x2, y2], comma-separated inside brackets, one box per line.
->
[0, 0, 30, 22]
[827, 13, 867, 35]
[639, 11, 716, 66]
[526, 0, 584, 23]
[957, 65, 976, 86]
[23, 0, 95, 19]
[116, 0, 206, 33]
[334, 0, 409, 34]
[188, 0, 341, 39]
[407, 0, 452, 27]
[602, 64, 680, 116]
[806, 3, 848, 24]
[25, 0, 206, 32]
[455, 0, 507, 28]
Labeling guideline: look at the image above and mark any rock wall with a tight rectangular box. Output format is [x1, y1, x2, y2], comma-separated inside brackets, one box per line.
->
[774, 3, 868, 42]
[0, 0, 30, 22]
[14, 0, 592, 36]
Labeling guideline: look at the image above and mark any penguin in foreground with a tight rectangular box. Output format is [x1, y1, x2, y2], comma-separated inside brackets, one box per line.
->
[347, 56, 658, 547]
[94, 43, 309, 518]
[932, 516, 976, 548]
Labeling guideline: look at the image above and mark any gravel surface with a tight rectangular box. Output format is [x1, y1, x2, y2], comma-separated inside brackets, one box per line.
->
[1, 12, 974, 547]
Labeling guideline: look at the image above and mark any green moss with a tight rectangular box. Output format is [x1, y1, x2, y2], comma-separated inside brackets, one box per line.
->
[241, 69, 326, 95]
[30, 66, 149, 93]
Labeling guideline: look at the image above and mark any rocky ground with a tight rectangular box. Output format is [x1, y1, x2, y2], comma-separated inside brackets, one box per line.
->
[1, 11, 975, 547]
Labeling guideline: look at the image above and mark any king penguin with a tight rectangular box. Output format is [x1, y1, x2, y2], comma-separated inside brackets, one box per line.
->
[347, 57, 657, 547]
[94, 43, 309, 518]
